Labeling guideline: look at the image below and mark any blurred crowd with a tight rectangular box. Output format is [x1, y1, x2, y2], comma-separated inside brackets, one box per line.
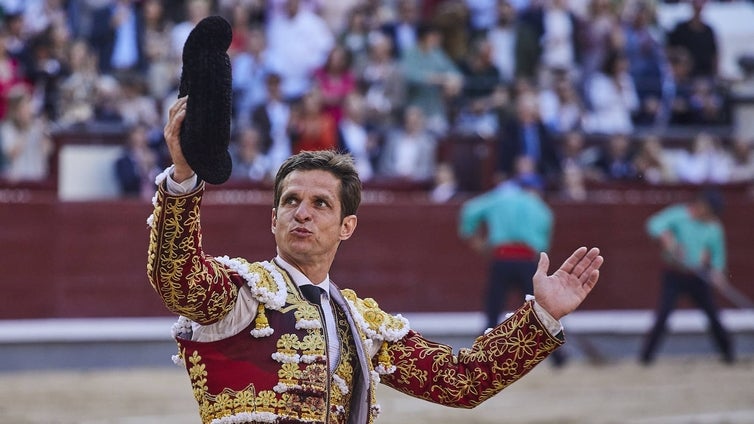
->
[0, 0, 752, 200]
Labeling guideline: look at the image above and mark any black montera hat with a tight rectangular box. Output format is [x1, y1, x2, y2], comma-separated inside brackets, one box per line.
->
[178, 15, 233, 185]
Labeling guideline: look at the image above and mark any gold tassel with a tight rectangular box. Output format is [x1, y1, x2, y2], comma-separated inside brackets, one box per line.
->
[256, 303, 269, 330]
[378, 340, 391, 369]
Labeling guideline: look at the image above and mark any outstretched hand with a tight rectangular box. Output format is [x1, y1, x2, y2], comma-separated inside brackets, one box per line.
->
[533, 247, 603, 320]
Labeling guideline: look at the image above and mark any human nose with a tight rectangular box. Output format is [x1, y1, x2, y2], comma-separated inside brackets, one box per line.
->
[293, 202, 312, 222]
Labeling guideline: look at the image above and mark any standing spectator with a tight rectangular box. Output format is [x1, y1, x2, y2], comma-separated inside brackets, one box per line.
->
[497, 92, 562, 185]
[583, 50, 639, 135]
[288, 87, 338, 154]
[313, 45, 356, 125]
[266, 0, 334, 101]
[114, 123, 160, 198]
[579, 0, 621, 83]
[593, 133, 638, 181]
[355, 32, 405, 128]
[401, 22, 463, 136]
[455, 37, 505, 139]
[232, 27, 271, 129]
[379, 105, 437, 182]
[667, 0, 718, 80]
[674, 133, 731, 184]
[337, 93, 375, 181]
[0, 85, 52, 182]
[229, 126, 271, 183]
[25, 27, 67, 120]
[251, 73, 292, 174]
[337, 5, 372, 68]
[640, 189, 735, 365]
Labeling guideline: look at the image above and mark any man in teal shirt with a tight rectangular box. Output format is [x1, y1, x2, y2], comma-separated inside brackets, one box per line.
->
[639, 189, 734, 364]
[459, 174, 552, 320]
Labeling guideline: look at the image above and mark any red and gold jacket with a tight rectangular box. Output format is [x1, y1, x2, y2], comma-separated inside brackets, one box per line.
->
[147, 178, 564, 424]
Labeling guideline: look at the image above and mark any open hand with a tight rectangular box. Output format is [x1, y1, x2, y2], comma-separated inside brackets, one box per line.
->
[533, 247, 603, 320]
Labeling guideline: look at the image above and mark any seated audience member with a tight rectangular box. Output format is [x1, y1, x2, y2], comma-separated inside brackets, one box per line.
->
[251, 72, 292, 174]
[727, 136, 754, 183]
[313, 45, 356, 124]
[114, 123, 160, 198]
[538, 70, 585, 134]
[356, 32, 406, 128]
[400, 22, 463, 136]
[633, 135, 675, 184]
[337, 93, 375, 181]
[593, 133, 638, 181]
[229, 127, 271, 183]
[58, 39, 100, 126]
[674, 133, 731, 184]
[379, 105, 437, 182]
[288, 87, 338, 153]
[583, 50, 639, 135]
[430, 162, 459, 203]
[497, 92, 562, 185]
[1, 85, 52, 182]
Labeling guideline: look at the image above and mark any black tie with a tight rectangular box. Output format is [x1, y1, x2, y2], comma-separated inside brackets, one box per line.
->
[300, 284, 325, 306]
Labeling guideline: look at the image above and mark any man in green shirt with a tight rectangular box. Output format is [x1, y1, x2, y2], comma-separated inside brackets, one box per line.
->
[639, 189, 734, 364]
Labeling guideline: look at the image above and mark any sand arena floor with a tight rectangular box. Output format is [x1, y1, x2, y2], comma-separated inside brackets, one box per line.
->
[1, 357, 752, 424]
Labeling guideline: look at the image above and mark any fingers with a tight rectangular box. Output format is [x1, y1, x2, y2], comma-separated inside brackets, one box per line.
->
[535, 251, 550, 278]
[571, 247, 601, 280]
[559, 246, 588, 274]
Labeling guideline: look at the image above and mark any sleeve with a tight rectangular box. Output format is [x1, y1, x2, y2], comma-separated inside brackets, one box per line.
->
[379, 300, 564, 408]
[709, 223, 726, 272]
[646, 205, 677, 239]
[458, 194, 490, 239]
[146, 179, 242, 325]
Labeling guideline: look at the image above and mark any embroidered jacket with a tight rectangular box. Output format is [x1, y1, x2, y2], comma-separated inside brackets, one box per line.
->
[146, 178, 564, 424]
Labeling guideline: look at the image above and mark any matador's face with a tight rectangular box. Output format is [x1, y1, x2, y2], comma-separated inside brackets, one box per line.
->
[271, 169, 357, 268]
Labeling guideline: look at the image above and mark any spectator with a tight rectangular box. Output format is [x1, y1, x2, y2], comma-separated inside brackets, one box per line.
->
[337, 93, 375, 181]
[579, 0, 621, 83]
[141, 0, 178, 103]
[519, 0, 582, 83]
[92, 75, 125, 124]
[674, 132, 731, 184]
[355, 32, 405, 128]
[400, 22, 463, 136]
[232, 26, 271, 129]
[25, 27, 67, 120]
[497, 92, 562, 185]
[251, 73, 292, 174]
[666, 47, 696, 125]
[486, 0, 539, 84]
[288, 87, 338, 154]
[583, 50, 639, 135]
[593, 133, 639, 181]
[633, 134, 675, 184]
[727, 136, 754, 183]
[57, 39, 100, 126]
[379, 105, 437, 182]
[538, 69, 586, 134]
[313, 45, 356, 125]
[337, 5, 372, 68]
[666, 0, 718, 80]
[379, 0, 420, 58]
[687, 77, 726, 126]
[117, 73, 159, 128]
[170, 0, 212, 64]
[229, 126, 271, 183]
[466, 0, 500, 36]
[266, 0, 335, 101]
[430, 161, 459, 203]
[455, 37, 506, 139]
[619, 0, 672, 126]
[89, 0, 147, 75]
[114, 123, 160, 198]
[0, 85, 52, 182]
[0, 27, 27, 121]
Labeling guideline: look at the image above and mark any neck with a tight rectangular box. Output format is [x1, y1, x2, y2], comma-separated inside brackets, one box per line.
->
[277, 250, 334, 284]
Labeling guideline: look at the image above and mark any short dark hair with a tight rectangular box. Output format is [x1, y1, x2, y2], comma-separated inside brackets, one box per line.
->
[697, 188, 724, 218]
[273, 150, 362, 219]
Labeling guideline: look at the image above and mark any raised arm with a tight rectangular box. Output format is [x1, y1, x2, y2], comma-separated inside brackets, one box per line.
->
[146, 97, 241, 324]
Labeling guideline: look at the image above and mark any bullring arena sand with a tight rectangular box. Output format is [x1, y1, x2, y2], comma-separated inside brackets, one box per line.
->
[1, 357, 752, 424]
